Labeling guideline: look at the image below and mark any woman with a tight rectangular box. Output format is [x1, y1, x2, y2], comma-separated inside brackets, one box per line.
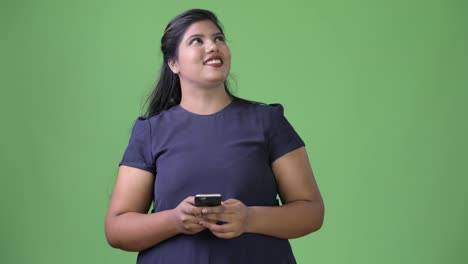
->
[105, 9, 324, 263]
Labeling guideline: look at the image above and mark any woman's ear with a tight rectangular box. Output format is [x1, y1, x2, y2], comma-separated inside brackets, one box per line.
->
[168, 60, 179, 74]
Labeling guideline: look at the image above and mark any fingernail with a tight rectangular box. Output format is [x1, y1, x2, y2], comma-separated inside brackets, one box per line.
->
[202, 208, 208, 214]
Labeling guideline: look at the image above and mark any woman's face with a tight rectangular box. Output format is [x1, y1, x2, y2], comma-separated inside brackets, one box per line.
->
[169, 20, 231, 88]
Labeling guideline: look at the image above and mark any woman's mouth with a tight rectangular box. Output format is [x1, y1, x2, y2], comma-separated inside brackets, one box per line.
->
[204, 56, 223, 67]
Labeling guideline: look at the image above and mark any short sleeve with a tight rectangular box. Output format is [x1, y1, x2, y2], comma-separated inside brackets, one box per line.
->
[118, 117, 156, 174]
[267, 104, 305, 163]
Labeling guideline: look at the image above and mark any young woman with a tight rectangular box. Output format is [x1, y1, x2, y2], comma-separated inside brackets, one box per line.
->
[105, 9, 324, 263]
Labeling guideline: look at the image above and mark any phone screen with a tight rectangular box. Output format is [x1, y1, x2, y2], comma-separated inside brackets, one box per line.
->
[194, 194, 222, 207]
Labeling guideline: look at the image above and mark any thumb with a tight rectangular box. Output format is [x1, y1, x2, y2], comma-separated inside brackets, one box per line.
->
[222, 198, 238, 205]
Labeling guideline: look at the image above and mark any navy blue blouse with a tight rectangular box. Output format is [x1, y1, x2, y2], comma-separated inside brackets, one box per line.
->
[119, 98, 305, 264]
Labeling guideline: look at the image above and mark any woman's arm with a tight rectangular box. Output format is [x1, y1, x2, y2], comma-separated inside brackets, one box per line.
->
[247, 146, 324, 238]
[105, 166, 206, 252]
[200, 147, 324, 239]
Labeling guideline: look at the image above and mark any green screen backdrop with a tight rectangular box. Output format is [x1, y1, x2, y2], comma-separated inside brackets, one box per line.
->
[1, 0, 467, 263]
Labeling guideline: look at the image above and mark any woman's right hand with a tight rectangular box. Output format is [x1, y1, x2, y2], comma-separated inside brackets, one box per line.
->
[171, 196, 206, 235]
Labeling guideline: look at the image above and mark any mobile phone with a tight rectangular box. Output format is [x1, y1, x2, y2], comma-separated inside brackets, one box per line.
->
[194, 194, 222, 207]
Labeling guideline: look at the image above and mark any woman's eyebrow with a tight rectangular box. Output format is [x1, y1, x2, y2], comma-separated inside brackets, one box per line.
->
[212, 32, 224, 37]
[185, 32, 224, 43]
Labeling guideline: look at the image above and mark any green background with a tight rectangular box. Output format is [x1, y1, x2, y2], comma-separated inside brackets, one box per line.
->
[1, 0, 467, 263]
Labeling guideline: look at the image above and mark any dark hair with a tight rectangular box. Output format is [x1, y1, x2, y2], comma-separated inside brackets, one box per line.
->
[143, 9, 240, 117]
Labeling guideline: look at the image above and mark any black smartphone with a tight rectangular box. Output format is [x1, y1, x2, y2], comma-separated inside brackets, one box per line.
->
[194, 194, 222, 207]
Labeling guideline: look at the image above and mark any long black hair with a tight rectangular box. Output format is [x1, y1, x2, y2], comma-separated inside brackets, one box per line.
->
[144, 9, 243, 118]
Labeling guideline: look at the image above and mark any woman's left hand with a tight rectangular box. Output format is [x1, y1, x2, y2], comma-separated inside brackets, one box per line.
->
[199, 198, 250, 239]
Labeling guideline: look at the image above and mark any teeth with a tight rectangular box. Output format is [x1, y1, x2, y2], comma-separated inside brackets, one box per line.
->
[205, 59, 222, 65]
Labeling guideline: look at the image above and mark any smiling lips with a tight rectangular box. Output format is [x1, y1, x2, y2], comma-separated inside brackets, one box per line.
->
[204, 56, 223, 67]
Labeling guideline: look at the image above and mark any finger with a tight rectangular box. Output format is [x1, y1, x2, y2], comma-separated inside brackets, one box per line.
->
[211, 231, 238, 239]
[220, 200, 240, 210]
[183, 225, 205, 234]
[184, 223, 204, 230]
[204, 218, 218, 225]
[184, 196, 195, 205]
[202, 213, 231, 222]
[222, 198, 239, 205]
[216, 204, 239, 215]
[198, 220, 222, 232]
[192, 216, 206, 224]
[201, 205, 225, 214]
[182, 218, 207, 230]
[190, 207, 204, 216]
[181, 204, 203, 216]
[180, 214, 205, 226]
[199, 221, 233, 233]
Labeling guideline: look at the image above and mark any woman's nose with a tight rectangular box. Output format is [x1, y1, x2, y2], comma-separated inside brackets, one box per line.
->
[206, 40, 219, 53]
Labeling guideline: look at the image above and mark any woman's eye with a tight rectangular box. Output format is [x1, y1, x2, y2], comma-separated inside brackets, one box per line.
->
[190, 38, 202, 45]
[215, 36, 225, 42]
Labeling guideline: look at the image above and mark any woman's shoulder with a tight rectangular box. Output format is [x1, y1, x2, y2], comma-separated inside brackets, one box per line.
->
[137, 105, 178, 122]
[235, 97, 285, 118]
[235, 97, 283, 110]
[126, 106, 178, 136]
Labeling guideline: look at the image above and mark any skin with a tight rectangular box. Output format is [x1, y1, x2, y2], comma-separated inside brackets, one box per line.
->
[168, 20, 233, 115]
[105, 20, 324, 251]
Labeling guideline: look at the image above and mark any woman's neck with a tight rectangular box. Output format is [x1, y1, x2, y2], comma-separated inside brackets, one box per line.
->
[179, 84, 232, 115]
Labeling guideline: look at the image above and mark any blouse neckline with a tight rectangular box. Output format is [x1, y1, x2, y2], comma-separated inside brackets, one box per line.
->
[174, 98, 237, 117]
